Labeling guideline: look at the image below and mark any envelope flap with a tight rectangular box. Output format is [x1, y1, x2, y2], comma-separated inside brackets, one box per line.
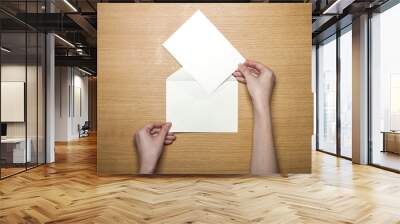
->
[167, 68, 237, 84]
[167, 68, 195, 81]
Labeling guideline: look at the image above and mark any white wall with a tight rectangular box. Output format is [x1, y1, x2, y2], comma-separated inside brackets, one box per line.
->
[1, 63, 46, 164]
[55, 67, 89, 141]
[1, 65, 36, 138]
[71, 73, 89, 139]
[55, 67, 70, 141]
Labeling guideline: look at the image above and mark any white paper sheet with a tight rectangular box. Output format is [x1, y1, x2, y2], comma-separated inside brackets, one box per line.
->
[163, 10, 245, 94]
[166, 68, 238, 132]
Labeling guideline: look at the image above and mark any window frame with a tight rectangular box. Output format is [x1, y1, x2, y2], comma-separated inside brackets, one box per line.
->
[315, 24, 353, 160]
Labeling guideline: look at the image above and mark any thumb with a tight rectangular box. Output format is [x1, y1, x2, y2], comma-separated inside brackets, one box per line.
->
[238, 64, 256, 81]
[158, 122, 172, 139]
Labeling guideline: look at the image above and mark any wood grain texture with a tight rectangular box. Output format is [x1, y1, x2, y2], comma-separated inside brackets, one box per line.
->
[1, 135, 400, 223]
[97, 3, 312, 174]
[386, 133, 400, 154]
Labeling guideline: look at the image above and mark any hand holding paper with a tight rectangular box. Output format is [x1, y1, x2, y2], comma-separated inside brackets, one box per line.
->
[163, 10, 245, 133]
[163, 10, 245, 94]
[233, 60, 276, 108]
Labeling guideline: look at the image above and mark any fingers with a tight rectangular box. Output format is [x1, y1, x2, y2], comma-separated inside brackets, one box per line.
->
[235, 76, 246, 84]
[244, 59, 267, 72]
[151, 128, 175, 138]
[248, 67, 260, 76]
[164, 134, 176, 145]
[232, 71, 246, 84]
[150, 128, 174, 134]
[150, 128, 160, 135]
[143, 122, 166, 132]
[232, 71, 243, 78]
[238, 64, 256, 82]
[165, 134, 176, 140]
[158, 122, 172, 139]
[237, 64, 250, 76]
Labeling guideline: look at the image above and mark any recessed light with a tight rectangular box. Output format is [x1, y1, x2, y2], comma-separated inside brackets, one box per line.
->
[54, 34, 75, 48]
[63, 0, 78, 12]
[77, 67, 93, 76]
[1, 47, 11, 53]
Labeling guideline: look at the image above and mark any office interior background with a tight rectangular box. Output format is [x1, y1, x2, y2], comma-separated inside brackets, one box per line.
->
[313, 0, 400, 172]
[0, 0, 400, 222]
[0, 0, 97, 178]
[1, 0, 399, 178]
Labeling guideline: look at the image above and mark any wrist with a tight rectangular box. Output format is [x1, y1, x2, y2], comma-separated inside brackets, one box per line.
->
[139, 166, 155, 175]
[139, 158, 157, 174]
[252, 99, 270, 114]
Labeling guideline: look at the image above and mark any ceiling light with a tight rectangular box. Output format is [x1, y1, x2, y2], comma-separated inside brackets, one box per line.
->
[54, 34, 75, 48]
[1, 47, 11, 53]
[77, 67, 93, 76]
[323, 0, 355, 15]
[63, 0, 78, 12]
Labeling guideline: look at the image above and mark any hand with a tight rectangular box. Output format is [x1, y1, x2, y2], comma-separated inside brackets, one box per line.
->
[233, 60, 275, 110]
[234, 60, 278, 175]
[134, 122, 176, 174]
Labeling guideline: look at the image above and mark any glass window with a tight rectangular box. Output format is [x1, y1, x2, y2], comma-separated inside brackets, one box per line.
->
[0, 2, 46, 179]
[318, 36, 337, 154]
[339, 28, 352, 158]
[1, 31, 28, 177]
[371, 3, 400, 171]
[312, 46, 317, 151]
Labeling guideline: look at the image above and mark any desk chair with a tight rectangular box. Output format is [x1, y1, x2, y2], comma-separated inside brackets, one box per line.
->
[78, 121, 90, 138]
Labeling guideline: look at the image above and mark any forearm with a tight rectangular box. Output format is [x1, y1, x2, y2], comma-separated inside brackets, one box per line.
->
[139, 154, 158, 175]
[139, 162, 156, 175]
[250, 100, 278, 175]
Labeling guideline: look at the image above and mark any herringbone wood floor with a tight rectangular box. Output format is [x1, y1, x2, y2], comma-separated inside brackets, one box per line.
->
[1, 135, 400, 224]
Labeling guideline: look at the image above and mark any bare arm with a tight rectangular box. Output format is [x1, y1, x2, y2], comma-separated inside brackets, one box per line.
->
[134, 122, 176, 174]
[233, 60, 278, 175]
[251, 100, 277, 175]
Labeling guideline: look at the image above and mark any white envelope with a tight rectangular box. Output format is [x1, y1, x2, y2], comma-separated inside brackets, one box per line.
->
[163, 10, 245, 94]
[166, 68, 238, 132]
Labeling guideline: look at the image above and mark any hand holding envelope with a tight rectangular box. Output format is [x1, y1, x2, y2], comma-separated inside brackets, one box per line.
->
[163, 10, 245, 132]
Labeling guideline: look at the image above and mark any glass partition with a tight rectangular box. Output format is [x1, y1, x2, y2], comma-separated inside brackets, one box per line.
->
[27, 31, 38, 169]
[317, 35, 337, 154]
[0, 1, 46, 179]
[339, 28, 352, 158]
[1, 31, 28, 177]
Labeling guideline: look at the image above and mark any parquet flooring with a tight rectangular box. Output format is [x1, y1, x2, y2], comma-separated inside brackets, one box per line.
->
[1, 135, 400, 223]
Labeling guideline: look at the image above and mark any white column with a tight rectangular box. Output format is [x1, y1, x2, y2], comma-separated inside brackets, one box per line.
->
[352, 14, 369, 164]
[46, 32, 55, 163]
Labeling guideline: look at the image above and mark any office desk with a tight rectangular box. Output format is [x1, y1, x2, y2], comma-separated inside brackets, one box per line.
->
[1, 138, 31, 164]
[98, 3, 312, 174]
[382, 131, 400, 154]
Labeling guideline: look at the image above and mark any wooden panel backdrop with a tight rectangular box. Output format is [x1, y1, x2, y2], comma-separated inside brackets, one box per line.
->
[97, 3, 312, 174]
